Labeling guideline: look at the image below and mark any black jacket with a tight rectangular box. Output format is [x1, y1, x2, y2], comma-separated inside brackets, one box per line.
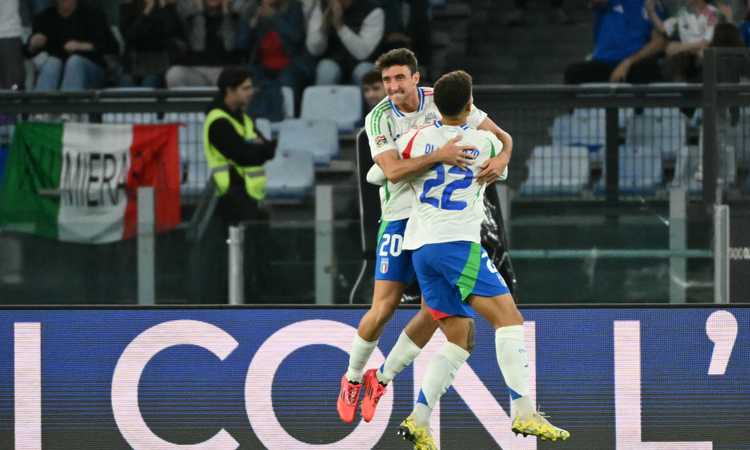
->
[29, 4, 118, 68]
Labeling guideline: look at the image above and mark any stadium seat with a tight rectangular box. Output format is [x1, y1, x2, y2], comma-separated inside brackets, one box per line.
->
[254, 117, 273, 140]
[550, 109, 605, 147]
[679, 120, 741, 192]
[101, 88, 158, 124]
[618, 145, 664, 194]
[550, 108, 631, 148]
[163, 112, 207, 196]
[277, 119, 339, 165]
[282, 86, 295, 119]
[300, 85, 362, 132]
[625, 108, 686, 159]
[520, 145, 590, 195]
[265, 149, 314, 200]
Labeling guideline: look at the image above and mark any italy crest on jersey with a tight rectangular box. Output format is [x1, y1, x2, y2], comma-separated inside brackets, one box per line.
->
[380, 258, 389, 274]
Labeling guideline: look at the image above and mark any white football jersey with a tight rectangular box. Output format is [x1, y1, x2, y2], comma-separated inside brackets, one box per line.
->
[364, 87, 488, 221]
[399, 121, 506, 250]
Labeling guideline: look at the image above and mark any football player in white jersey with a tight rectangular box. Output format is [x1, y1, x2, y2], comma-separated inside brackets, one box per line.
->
[395, 70, 569, 448]
[337, 48, 514, 425]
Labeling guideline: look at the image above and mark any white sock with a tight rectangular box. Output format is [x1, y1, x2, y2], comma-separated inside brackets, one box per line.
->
[377, 331, 422, 384]
[495, 325, 534, 417]
[346, 334, 378, 383]
[412, 342, 470, 428]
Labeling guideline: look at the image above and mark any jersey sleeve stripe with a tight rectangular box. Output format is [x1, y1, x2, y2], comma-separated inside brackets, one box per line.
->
[367, 104, 387, 135]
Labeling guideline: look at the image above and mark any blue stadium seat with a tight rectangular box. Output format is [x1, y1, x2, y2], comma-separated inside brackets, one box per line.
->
[301, 85, 362, 132]
[265, 149, 314, 200]
[625, 108, 686, 159]
[618, 145, 664, 194]
[550, 108, 631, 148]
[520, 145, 590, 195]
[163, 112, 207, 196]
[282, 86, 295, 119]
[277, 119, 339, 165]
[254, 117, 273, 140]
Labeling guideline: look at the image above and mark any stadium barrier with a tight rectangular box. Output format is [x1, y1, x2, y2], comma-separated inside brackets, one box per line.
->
[2, 305, 747, 449]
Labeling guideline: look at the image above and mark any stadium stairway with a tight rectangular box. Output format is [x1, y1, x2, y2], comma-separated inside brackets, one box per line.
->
[464, 0, 594, 85]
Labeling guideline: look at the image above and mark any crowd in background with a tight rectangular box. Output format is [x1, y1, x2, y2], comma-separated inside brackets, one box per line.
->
[0, 0, 431, 118]
[564, 0, 750, 85]
[2, 0, 750, 111]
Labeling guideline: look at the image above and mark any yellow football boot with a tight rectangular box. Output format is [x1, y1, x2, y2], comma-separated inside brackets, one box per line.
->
[397, 415, 438, 450]
[512, 411, 570, 441]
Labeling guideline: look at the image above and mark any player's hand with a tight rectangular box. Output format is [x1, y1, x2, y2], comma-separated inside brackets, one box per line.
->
[476, 152, 509, 185]
[435, 136, 476, 169]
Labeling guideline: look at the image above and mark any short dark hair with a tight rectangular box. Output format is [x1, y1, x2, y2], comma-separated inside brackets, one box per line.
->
[362, 69, 383, 86]
[217, 66, 253, 96]
[375, 48, 418, 75]
[433, 70, 473, 118]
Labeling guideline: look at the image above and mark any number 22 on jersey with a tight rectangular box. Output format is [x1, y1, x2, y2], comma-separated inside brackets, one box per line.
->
[419, 165, 473, 211]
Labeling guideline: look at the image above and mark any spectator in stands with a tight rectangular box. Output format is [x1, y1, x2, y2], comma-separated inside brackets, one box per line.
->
[361, 68, 384, 110]
[647, 0, 718, 82]
[165, 0, 241, 87]
[715, 0, 736, 22]
[710, 23, 748, 83]
[306, 0, 384, 85]
[505, 0, 571, 26]
[204, 66, 275, 299]
[0, 0, 25, 90]
[27, 0, 118, 91]
[120, 0, 187, 88]
[237, 0, 313, 97]
[711, 22, 745, 47]
[740, 7, 750, 46]
[564, 0, 666, 84]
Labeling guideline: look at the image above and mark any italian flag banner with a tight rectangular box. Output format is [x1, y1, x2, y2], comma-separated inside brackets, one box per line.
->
[0, 122, 181, 244]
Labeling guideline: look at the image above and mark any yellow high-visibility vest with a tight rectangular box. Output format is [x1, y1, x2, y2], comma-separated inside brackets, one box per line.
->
[203, 108, 266, 201]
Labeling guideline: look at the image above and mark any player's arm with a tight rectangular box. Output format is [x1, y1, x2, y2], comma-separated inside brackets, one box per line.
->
[366, 111, 474, 184]
[476, 117, 513, 185]
[373, 138, 473, 184]
[366, 164, 386, 186]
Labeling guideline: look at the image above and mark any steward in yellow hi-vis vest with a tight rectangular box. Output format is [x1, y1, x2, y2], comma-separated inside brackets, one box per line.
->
[204, 67, 276, 225]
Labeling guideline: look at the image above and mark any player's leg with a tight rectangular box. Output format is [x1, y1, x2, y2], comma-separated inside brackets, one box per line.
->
[338, 279, 405, 423]
[378, 299, 438, 382]
[338, 219, 413, 423]
[394, 243, 472, 448]
[398, 315, 472, 450]
[469, 294, 570, 441]
[361, 297, 438, 422]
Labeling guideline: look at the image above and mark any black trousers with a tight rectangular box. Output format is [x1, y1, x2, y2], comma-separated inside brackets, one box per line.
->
[563, 56, 664, 84]
[0, 38, 25, 90]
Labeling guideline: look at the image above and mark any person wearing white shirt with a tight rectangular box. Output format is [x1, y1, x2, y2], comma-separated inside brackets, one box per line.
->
[647, 0, 719, 81]
[394, 70, 569, 448]
[305, 0, 384, 84]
